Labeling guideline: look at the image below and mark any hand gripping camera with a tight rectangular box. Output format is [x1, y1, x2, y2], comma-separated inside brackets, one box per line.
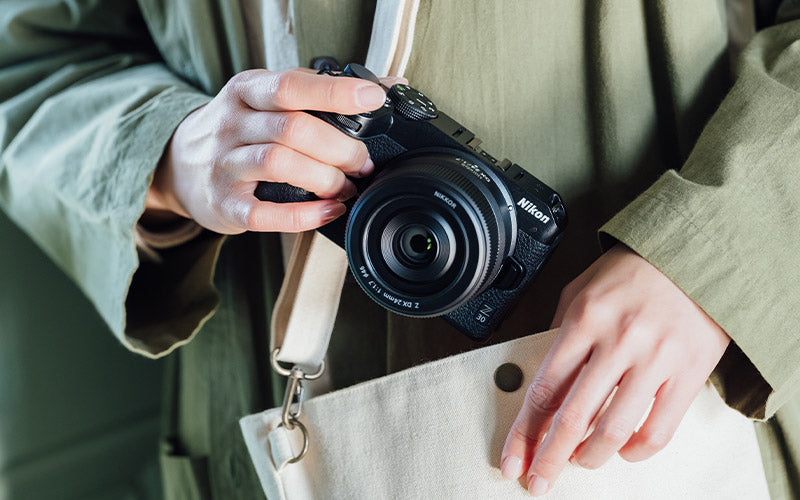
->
[255, 64, 567, 341]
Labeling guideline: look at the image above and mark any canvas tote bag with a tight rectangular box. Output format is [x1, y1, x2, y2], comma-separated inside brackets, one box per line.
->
[239, 231, 770, 499]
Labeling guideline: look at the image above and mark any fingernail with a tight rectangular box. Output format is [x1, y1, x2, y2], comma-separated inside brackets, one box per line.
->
[527, 475, 549, 496]
[336, 180, 357, 201]
[321, 201, 346, 224]
[357, 157, 375, 177]
[357, 84, 386, 110]
[500, 456, 523, 480]
[383, 77, 408, 87]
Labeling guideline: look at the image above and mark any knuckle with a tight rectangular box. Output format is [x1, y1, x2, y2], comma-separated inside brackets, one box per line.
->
[224, 70, 254, 98]
[318, 170, 345, 196]
[348, 143, 369, 169]
[552, 406, 588, 435]
[507, 424, 539, 445]
[524, 379, 560, 414]
[572, 454, 602, 470]
[646, 336, 672, 361]
[270, 71, 300, 108]
[286, 208, 312, 233]
[208, 170, 235, 207]
[244, 204, 263, 230]
[212, 154, 231, 184]
[569, 291, 613, 328]
[243, 204, 275, 231]
[323, 77, 338, 107]
[639, 428, 672, 453]
[566, 293, 593, 325]
[530, 452, 561, 476]
[612, 321, 651, 356]
[257, 143, 282, 168]
[277, 112, 309, 144]
[594, 419, 633, 446]
[211, 115, 236, 142]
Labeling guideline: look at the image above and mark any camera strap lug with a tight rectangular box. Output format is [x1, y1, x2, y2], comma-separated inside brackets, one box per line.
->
[466, 136, 483, 152]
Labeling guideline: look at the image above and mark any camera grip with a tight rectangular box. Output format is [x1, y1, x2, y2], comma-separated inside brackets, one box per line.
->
[253, 137, 405, 204]
[363, 135, 406, 166]
[254, 181, 319, 203]
[443, 232, 556, 341]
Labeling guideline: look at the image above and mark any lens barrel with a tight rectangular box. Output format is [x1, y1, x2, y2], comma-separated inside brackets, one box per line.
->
[345, 150, 517, 317]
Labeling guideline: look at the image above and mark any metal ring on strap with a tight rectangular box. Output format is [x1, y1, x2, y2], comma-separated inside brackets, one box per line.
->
[279, 419, 309, 465]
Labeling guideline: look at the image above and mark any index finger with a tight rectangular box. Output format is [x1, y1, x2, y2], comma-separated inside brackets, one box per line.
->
[500, 334, 591, 480]
[229, 69, 387, 114]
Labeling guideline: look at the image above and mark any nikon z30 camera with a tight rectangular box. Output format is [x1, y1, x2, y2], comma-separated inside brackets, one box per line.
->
[255, 63, 567, 341]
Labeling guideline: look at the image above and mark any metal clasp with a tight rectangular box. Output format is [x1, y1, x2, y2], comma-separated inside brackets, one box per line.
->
[281, 367, 306, 428]
[270, 348, 325, 464]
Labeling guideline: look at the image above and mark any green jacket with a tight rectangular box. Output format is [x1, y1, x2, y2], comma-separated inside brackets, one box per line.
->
[2, 0, 799, 498]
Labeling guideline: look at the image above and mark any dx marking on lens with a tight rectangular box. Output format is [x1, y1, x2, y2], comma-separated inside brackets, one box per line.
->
[382, 291, 420, 310]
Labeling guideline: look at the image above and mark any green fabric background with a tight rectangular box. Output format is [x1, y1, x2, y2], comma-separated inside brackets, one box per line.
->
[1, 0, 799, 498]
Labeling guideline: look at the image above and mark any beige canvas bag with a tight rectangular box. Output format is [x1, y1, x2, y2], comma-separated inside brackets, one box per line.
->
[239, 231, 770, 499]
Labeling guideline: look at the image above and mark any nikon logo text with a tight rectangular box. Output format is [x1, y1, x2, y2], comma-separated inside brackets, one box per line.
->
[517, 198, 550, 223]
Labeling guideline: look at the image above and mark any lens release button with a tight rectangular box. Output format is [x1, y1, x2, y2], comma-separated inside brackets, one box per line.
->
[493, 257, 525, 290]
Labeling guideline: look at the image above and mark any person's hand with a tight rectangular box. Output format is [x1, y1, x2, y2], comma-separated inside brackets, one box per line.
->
[145, 68, 404, 234]
[500, 244, 731, 496]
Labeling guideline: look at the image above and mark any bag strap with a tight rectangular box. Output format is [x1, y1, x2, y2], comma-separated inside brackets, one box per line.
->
[268, 230, 347, 466]
[267, 0, 420, 466]
[271, 230, 348, 372]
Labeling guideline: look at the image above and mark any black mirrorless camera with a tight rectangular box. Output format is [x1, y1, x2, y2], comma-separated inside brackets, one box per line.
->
[255, 63, 567, 341]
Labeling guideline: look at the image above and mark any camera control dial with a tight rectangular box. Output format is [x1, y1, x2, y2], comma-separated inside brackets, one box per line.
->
[389, 84, 438, 121]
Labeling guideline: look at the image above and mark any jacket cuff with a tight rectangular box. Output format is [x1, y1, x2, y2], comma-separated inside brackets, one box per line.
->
[135, 219, 205, 263]
[599, 171, 791, 420]
[120, 88, 220, 358]
[126, 229, 226, 358]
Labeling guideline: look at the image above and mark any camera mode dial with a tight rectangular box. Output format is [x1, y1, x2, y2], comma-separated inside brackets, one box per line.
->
[389, 84, 438, 121]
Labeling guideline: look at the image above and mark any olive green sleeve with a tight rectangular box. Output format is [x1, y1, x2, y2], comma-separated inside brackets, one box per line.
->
[600, 17, 800, 420]
[0, 0, 223, 358]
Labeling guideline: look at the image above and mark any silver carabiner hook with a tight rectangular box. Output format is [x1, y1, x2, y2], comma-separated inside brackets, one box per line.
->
[281, 367, 306, 428]
[270, 347, 325, 464]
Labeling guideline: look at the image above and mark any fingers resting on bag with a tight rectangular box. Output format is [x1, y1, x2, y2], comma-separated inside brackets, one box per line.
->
[500, 244, 731, 496]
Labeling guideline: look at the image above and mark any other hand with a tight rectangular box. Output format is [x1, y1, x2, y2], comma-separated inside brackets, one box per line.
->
[500, 244, 731, 496]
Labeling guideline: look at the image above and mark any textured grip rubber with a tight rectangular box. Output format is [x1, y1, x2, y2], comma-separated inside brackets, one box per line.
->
[254, 182, 319, 204]
[363, 135, 407, 165]
[253, 136, 404, 204]
[442, 231, 555, 341]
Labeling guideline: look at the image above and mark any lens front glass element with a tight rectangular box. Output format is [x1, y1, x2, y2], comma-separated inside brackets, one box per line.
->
[401, 226, 437, 264]
[379, 208, 456, 287]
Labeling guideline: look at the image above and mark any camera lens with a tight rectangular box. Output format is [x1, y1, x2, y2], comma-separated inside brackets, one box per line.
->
[345, 150, 517, 317]
[399, 225, 437, 265]
[378, 210, 454, 285]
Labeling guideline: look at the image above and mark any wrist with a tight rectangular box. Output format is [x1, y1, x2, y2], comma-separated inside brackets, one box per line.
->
[145, 135, 190, 221]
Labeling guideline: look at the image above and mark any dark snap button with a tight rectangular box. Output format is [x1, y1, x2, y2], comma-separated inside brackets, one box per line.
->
[494, 363, 524, 392]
